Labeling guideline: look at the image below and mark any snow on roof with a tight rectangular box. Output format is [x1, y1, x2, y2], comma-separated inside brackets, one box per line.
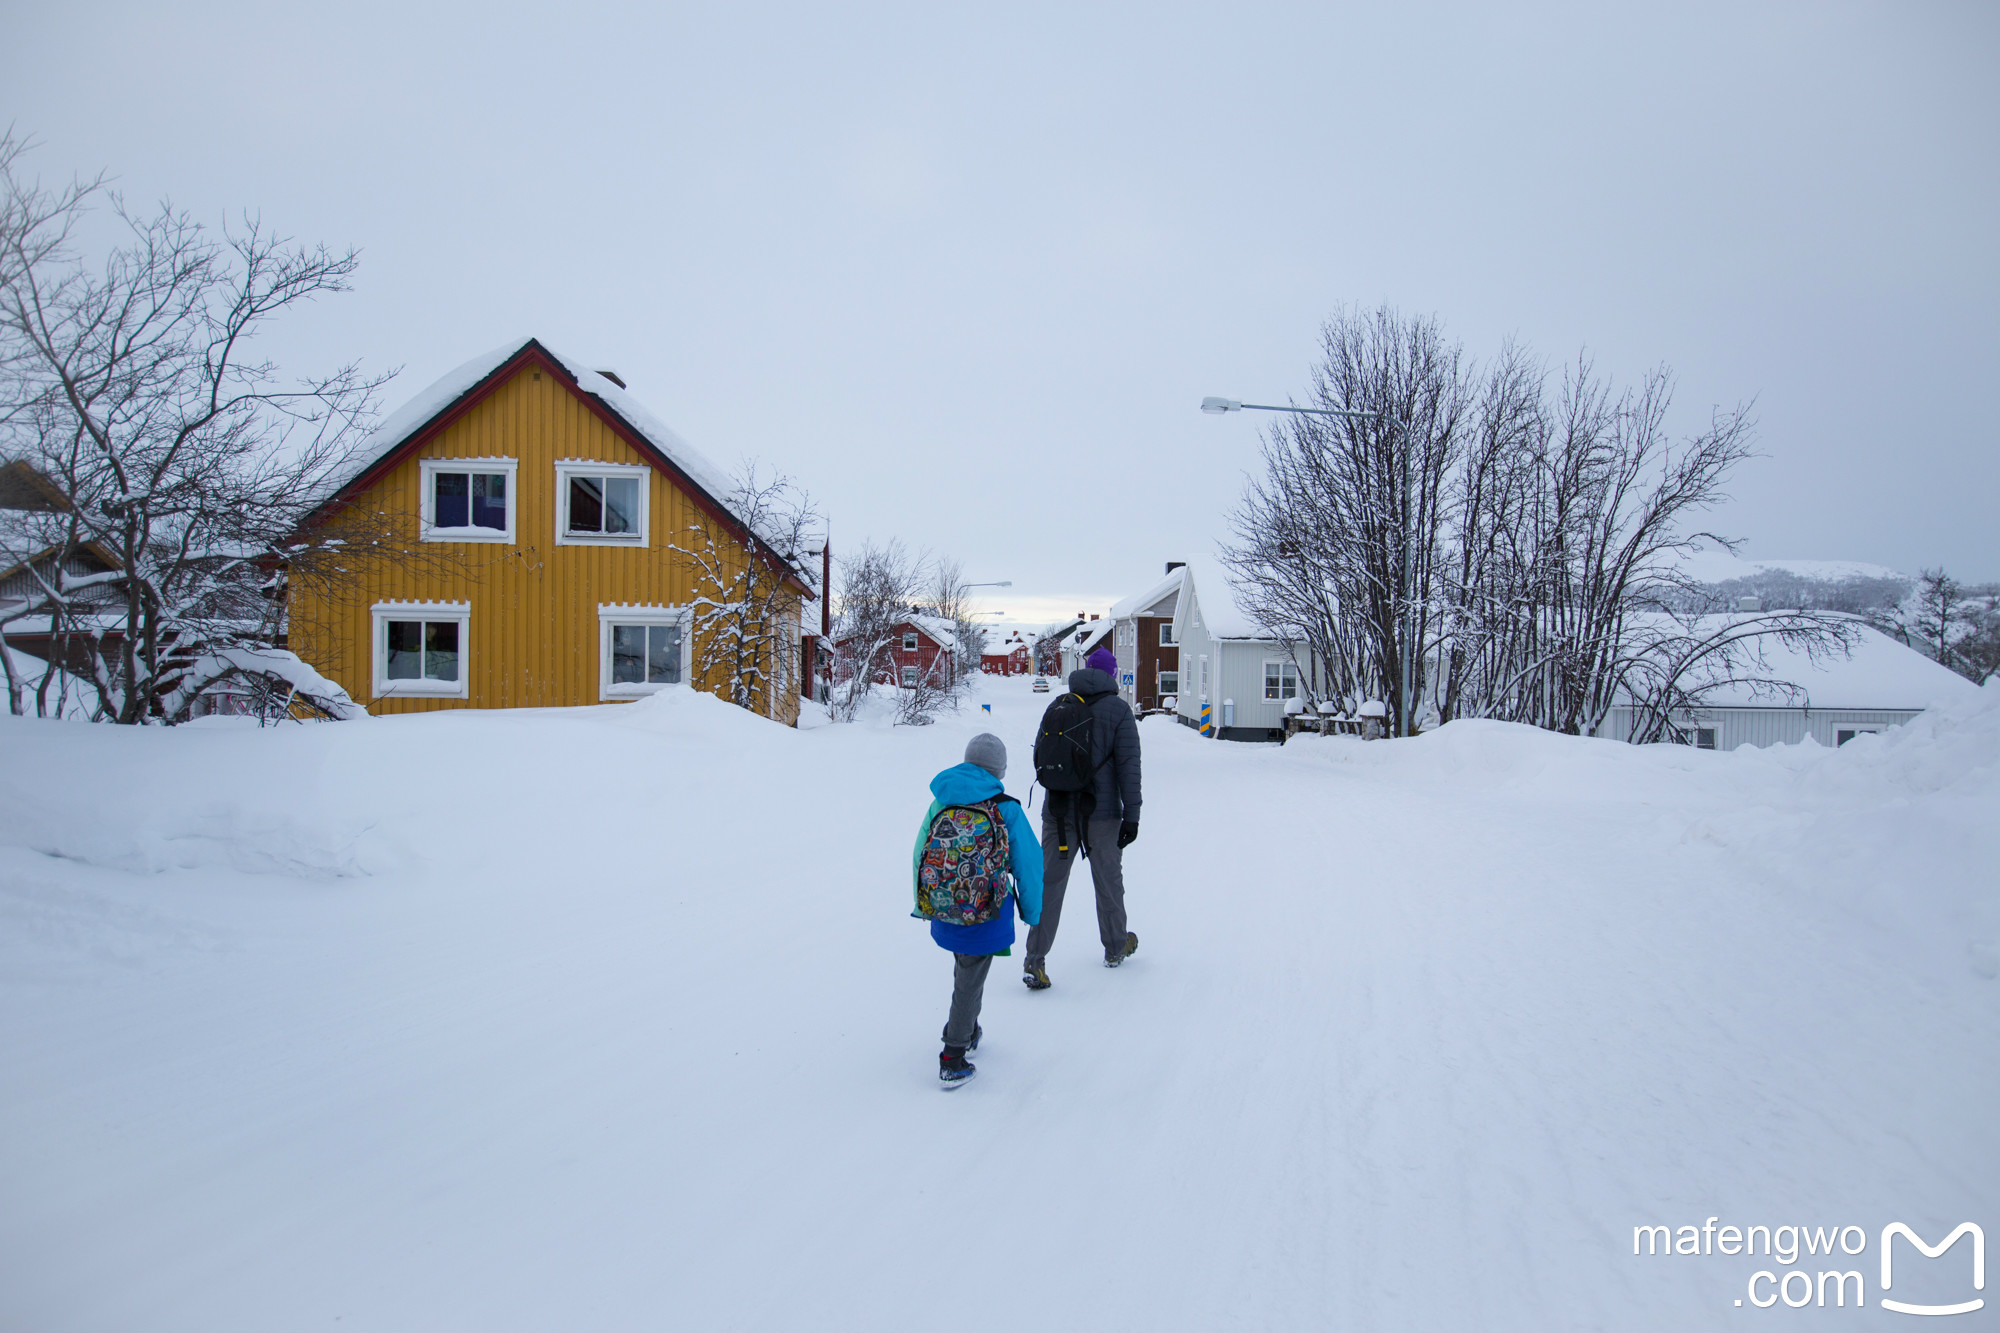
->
[1686, 618, 1979, 710]
[907, 614, 959, 650]
[1178, 560, 1267, 640]
[1070, 620, 1112, 653]
[330, 338, 753, 543]
[1110, 566, 1186, 621]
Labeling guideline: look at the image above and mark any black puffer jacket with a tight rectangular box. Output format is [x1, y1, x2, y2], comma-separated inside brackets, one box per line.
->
[1065, 667, 1142, 822]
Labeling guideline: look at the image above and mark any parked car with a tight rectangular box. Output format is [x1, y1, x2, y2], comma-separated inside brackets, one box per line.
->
[1032, 675, 1050, 692]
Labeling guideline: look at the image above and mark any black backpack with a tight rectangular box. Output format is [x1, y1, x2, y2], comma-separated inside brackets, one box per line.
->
[1034, 690, 1100, 792]
[1034, 691, 1110, 854]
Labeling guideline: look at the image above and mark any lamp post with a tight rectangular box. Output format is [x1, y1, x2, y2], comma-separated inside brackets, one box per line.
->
[1200, 396, 1418, 738]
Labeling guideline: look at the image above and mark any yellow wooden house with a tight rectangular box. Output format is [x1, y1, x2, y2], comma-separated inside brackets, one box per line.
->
[290, 338, 812, 722]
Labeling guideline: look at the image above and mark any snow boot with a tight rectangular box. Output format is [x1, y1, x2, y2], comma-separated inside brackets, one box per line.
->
[939, 1047, 976, 1090]
[1104, 932, 1139, 968]
[1023, 959, 1051, 990]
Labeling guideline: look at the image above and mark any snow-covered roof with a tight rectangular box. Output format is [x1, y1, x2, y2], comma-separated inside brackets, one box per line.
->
[1110, 566, 1186, 621]
[1070, 620, 1112, 653]
[326, 338, 762, 548]
[906, 614, 959, 650]
[1682, 618, 1979, 710]
[1179, 560, 1267, 640]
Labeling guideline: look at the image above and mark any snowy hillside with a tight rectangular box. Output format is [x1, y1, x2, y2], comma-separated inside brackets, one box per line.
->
[2, 680, 1995, 1330]
[1675, 550, 1913, 616]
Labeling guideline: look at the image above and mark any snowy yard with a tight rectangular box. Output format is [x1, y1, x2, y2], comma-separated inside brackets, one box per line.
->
[1, 677, 1994, 1331]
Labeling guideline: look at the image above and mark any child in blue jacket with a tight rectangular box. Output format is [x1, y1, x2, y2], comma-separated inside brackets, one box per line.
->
[912, 733, 1042, 1089]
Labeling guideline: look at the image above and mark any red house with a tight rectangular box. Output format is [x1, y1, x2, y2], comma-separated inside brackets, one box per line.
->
[837, 614, 958, 687]
[980, 631, 1032, 676]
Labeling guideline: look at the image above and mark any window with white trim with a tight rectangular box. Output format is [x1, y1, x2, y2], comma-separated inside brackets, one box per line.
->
[1159, 622, 1176, 646]
[598, 606, 687, 700]
[1263, 660, 1299, 701]
[1834, 724, 1882, 746]
[372, 603, 471, 698]
[901, 665, 919, 687]
[1157, 669, 1180, 696]
[420, 458, 518, 543]
[556, 461, 650, 545]
[903, 630, 919, 651]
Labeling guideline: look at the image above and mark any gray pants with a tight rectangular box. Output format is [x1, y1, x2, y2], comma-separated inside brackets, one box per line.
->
[1025, 813, 1128, 964]
[942, 953, 992, 1051]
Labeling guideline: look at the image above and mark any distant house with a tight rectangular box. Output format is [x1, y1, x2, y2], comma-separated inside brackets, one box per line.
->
[981, 631, 1032, 676]
[1059, 617, 1111, 678]
[288, 337, 815, 722]
[891, 615, 958, 686]
[836, 614, 958, 688]
[0, 460, 125, 674]
[1592, 618, 1981, 750]
[1032, 619, 1085, 675]
[1109, 562, 1186, 713]
[1164, 561, 1319, 741]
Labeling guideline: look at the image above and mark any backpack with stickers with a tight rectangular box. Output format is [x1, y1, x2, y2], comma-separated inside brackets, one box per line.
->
[915, 798, 1017, 926]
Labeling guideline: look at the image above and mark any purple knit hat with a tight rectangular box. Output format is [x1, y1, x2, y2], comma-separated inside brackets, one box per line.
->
[1086, 647, 1117, 675]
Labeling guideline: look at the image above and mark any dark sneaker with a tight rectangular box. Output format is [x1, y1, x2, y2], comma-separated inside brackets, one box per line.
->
[939, 1048, 976, 1090]
[1022, 960, 1051, 990]
[1104, 932, 1139, 968]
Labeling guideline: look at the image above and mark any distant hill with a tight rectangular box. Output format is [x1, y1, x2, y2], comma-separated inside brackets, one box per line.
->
[1678, 552, 1911, 614]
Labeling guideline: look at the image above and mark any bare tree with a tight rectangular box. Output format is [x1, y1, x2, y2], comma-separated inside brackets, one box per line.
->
[1954, 603, 2000, 686]
[1910, 568, 1964, 664]
[1225, 309, 1856, 739]
[827, 538, 921, 722]
[672, 460, 818, 716]
[1223, 305, 1472, 731]
[1, 134, 386, 723]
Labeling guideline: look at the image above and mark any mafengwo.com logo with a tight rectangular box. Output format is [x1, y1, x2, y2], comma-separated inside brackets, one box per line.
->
[1631, 1218, 1984, 1315]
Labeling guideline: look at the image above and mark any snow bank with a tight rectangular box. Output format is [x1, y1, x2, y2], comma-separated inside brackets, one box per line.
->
[1, 680, 1992, 1330]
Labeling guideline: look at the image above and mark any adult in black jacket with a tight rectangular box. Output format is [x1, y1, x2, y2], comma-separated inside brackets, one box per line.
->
[1024, 648, 1141, 987]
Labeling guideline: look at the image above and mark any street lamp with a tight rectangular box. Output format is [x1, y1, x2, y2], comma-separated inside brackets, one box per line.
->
[1200, 396, 1419, 738]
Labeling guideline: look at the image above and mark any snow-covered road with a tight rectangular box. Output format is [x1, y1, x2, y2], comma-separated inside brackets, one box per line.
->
[1, 679, 1994, 1330]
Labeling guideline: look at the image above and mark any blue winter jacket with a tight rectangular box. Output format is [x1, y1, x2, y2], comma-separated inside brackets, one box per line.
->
[911, 763, 1044, 956]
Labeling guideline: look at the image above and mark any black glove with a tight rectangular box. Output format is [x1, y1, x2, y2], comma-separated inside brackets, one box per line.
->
[1117, 820, 1139, 849]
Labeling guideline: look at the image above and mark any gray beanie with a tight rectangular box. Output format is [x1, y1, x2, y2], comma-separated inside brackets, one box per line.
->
[964, 733, 1007, 779]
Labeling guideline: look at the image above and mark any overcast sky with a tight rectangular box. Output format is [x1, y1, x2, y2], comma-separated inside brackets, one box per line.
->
[6, 2, 1994, 622]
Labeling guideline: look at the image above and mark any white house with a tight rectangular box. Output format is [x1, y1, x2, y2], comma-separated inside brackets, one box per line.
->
[1160, 560, 1316, 741]
[1593, 618, 1981, 750]
[1058, 618, 1112, 678]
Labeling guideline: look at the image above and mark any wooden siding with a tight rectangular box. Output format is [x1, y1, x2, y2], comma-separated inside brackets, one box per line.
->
[1594, 705, 1922, 751]
[290, 365, 800, 724]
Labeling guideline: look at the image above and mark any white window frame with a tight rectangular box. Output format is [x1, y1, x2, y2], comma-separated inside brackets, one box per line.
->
[1157, 669, 1180, 696]
[902, 630, 919, 651]
[420, 457, 518, 544]
[597, 604, 690, 701]
[1159, 621, 1177, 646]
[901, 665, 919, 687]
[371, 601, 472, 699]
[1834, 723, 1884, 747]
[1263, 659, 1300, 701]
[555, 460, 651, 547]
